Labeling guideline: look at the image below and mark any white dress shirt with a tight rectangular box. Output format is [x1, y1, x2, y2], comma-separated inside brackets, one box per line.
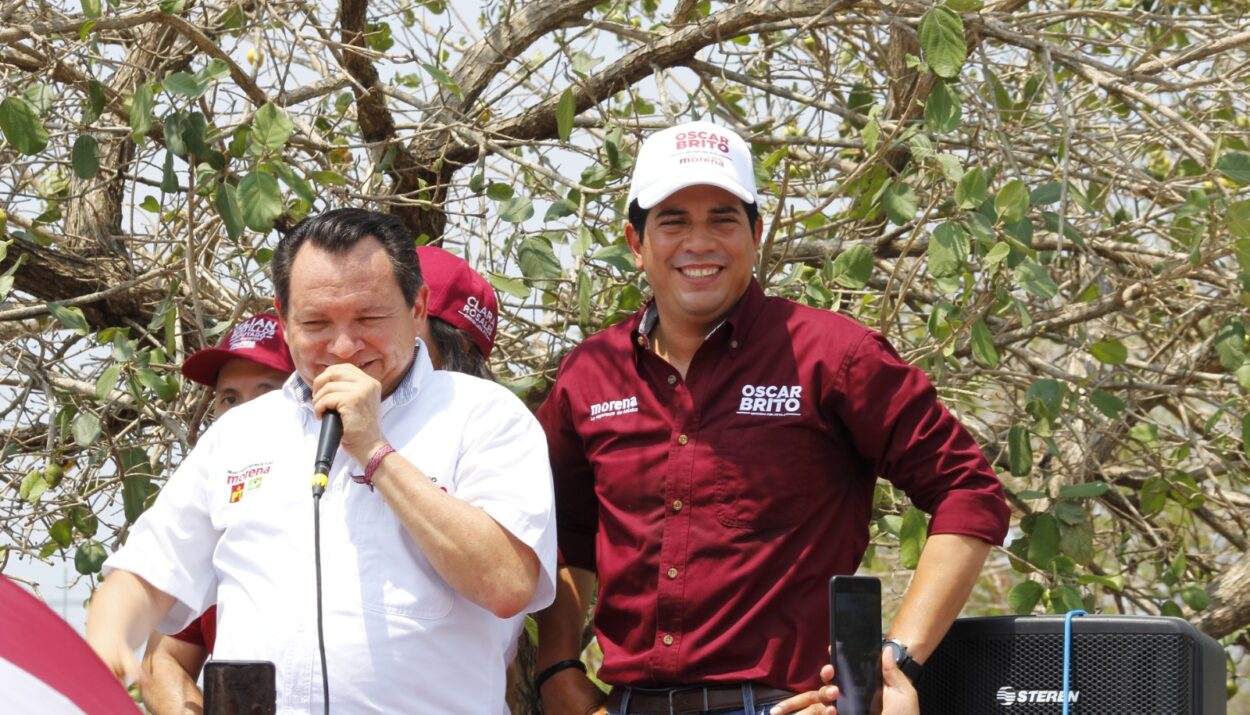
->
[106, 343, 556, 713]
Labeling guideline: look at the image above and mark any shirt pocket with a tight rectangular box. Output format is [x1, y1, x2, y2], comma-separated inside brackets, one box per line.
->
[713, 424, 825, 529]
[347, 497, 454, 620]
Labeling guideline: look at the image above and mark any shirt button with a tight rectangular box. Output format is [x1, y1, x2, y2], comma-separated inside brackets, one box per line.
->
[667, 567, 679, 579]
[662, 634, 674, 646]
[667, 374, 677, 385]
[677, 434, 688, 446]
[637, 335, 646, 346]
[672, 499, 683, 511]
[731, 339, 739, 349]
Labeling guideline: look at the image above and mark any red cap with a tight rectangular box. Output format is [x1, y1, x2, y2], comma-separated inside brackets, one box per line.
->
[181, 314, 296, 387]
[417, 246, 498, 359]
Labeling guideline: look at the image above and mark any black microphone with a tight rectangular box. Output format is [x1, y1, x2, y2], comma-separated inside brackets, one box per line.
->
[312, 410, 342, 497]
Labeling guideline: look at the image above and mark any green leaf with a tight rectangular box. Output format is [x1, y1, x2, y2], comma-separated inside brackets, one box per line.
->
[1090, 338, 1128, 365]
[898, 507, 928, 570]
[1180, 584, 1210, 611]
[270, 160, 315, 204]
[129, 83, 155, 141]
[0, 96, 50, 155]
[556, 88, 576, 142]
[252, 102, 295, 151]
[995, 179, 1030, 224]
[216, 182, 245, 241]
[1216, 152, 1250, 185]
[49, 518, 73, 548]
[1008, 581, 1044, 614]
[163, 71, 205, 99]
[237, 171, 283, 232]
[945, 0, 984, 11]
[499, 196, 535, 224]
[71, 135, 100, 179]
[545, 199, 577, 222]
[72, 412, 101, 447]
[74, 541, 107, 575]
[928, 222, 968, 278]
[159, 0, 186, 13]
[882, 181, 918, 225]
[1078, 573, 1124, 592]
[970, 319, 998, 368]
[862, 119, 879, 154]
[311, 170, 347, 186]
[421, 63, 462, 98]
[161, 151, 178, 193]
[1052, 585, 1085, 612]
[48, 303, 89, 335]
[19, 469, 48, 503]
[829, 245, 874, 289]
[486, 183, 514, 201]
[1089, 389, 1125, 418]
[518, 236, 562, 280]
[22, 84, 54, 116]
[1008, 425, 1032, 476]
[488, 273, 529, 299]
[955, 167, 986, 209]
[1137, 478, 1168, 515]
[924, 81, 962, 133]
[1059, 520, 1094, 563]
[1129, 422, 1158, 443]
[84, 80, 106, 124]
[918, 6, 966, 79]
[983, 242, 1010, 273]
[593, 243, 637, 273]
[1227, 200, 1250, 239]
[1014, 260, 1058, 299]
[1242, 414, 1250, 456]
[82, 0, 102, 19]
[71, 507, 98, 537]
[1059, 481, 1108, 499]
[96, 364, 121, 401]
[116, 447, 155, 524]
[1027, 513, 1060, 567]
[1030, 181, 1064, 206]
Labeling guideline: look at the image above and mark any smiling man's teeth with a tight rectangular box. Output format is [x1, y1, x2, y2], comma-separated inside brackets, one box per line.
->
[681, 267, 719, 278]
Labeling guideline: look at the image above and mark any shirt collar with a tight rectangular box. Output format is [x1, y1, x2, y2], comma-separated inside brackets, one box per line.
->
[284, 339, 433, 412]
[632, 278, 767, 351]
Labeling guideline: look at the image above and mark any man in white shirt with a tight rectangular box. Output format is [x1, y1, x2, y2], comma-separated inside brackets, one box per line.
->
[87, 208, 557, 713]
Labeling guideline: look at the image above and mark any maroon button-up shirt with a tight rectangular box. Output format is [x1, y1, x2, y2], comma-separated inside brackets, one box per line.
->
[537, 279, 1009, 691]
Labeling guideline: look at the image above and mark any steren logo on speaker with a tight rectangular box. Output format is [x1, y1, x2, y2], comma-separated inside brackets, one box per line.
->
[995, 686, 1080, 706]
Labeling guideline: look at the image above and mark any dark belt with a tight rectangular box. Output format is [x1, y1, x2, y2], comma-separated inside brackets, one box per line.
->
[605, 684, 797, 715]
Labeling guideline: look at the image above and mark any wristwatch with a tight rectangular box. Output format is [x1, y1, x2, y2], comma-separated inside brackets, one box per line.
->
[882, 638, 924, 683]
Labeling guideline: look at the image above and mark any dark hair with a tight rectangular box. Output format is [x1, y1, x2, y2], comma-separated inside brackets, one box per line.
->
[272, 208, 423, 314]
[428, 317, 493, 381]
[628, 198, 760, 243]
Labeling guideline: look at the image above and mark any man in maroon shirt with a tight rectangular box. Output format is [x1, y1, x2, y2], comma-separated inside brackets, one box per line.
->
[534, 121, 1010, 715]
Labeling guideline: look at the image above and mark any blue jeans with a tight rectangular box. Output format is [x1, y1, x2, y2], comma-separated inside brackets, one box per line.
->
[607, 684, 786, 715]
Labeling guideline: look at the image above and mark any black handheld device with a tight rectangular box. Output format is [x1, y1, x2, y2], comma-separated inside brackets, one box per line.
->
[203, 660, 277, 715]
[829, 575, 883, 715]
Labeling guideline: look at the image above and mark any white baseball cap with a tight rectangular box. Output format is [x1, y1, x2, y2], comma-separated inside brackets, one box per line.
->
[627, 121, 758, 209]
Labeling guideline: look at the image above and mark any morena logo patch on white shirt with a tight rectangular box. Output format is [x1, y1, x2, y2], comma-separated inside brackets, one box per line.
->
[226, 462, 271, 504]
[737, 384, 803, 417]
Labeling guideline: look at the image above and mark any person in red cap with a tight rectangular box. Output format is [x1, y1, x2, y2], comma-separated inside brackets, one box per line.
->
[416, 245, 498, 380]
[141, 313, 295, 715]
[140, 249, 504, 714]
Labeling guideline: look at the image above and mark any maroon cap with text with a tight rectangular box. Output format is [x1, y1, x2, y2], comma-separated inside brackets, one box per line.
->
[418, 246, 498, 359]
[181, 313, 295, 387]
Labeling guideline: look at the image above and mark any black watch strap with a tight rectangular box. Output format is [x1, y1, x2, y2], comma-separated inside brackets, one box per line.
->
[882, 638, 924, 683]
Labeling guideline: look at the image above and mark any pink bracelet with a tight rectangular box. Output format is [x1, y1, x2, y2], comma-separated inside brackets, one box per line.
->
[353, 443, 395, 491]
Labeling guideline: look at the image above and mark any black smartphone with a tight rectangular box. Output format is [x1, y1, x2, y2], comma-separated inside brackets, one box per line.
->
[829, 575, 883, 715]
[202, 660, 277, 715]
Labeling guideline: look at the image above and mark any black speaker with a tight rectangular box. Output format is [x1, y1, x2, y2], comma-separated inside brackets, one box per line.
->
[917, 615, 1226, 714]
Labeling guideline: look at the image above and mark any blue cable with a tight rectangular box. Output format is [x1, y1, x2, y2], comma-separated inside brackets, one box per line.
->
[1062, 609, 1087, 715]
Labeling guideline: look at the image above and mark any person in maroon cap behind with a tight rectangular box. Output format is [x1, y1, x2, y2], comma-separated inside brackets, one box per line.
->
[140, 313, 295, 715]
[141, 250, 500, 715]
[416, 245, 498, 380]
